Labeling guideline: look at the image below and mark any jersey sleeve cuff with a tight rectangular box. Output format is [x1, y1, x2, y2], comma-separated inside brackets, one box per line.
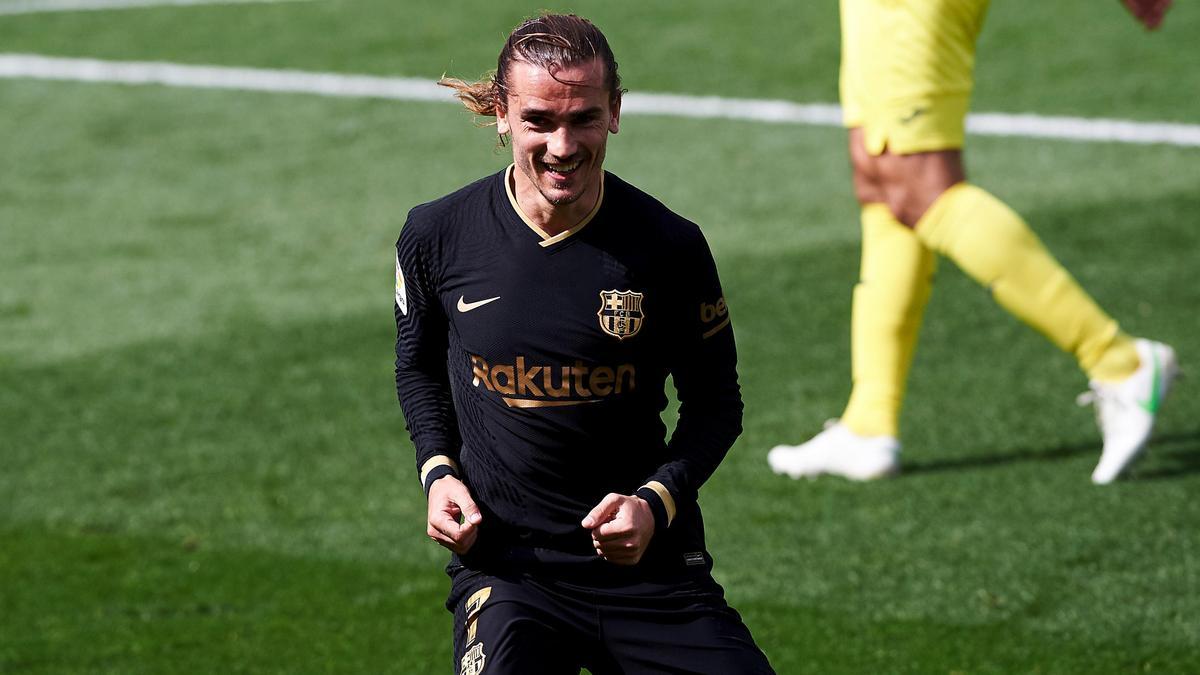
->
[420, 455, 460, 495]
[636, 480, 677, 530]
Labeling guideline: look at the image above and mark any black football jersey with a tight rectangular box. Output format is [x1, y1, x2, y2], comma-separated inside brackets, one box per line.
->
[395, 167, 741, 578]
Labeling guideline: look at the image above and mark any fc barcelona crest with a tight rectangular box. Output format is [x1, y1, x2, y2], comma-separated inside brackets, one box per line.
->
[598, 290, 645, 340]
[460, 643, 486, 675]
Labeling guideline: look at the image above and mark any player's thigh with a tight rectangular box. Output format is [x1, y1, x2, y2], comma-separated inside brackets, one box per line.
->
[597, 592, 774, 674]
[449, 573, 584, 675]
[847, 128, 965, 223]
[874, 148, 966, 226]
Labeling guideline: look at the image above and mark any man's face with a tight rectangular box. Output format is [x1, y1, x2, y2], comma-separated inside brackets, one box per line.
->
[497, 58, 620, 211]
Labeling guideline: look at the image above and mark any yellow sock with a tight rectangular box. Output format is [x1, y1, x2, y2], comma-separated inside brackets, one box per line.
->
[841, 204, 936, 438]
[914, 183, 1139, 383]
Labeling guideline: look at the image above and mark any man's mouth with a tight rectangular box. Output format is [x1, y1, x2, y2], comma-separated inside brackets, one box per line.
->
[541, 159, 582, 178]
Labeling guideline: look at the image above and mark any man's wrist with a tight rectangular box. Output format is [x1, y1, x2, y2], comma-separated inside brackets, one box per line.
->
[634, 486, 669, 532]
[423, 465, 459, 495]
[420, 456, 461, 495]
[637, 481, 677, 526]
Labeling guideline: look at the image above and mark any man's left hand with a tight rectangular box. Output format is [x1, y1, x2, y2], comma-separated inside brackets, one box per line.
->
[581, 493, 655, 565]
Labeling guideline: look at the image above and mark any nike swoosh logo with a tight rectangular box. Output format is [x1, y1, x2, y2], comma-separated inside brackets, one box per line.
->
[1136, 348, 1162, 413]
[457, 295, 501, 313]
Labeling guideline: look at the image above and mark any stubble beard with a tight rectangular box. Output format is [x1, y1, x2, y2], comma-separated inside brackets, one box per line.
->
[541, 183, 583, 206]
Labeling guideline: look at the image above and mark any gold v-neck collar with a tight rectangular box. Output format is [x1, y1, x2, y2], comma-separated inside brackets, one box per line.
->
[504, 164, 604, 247]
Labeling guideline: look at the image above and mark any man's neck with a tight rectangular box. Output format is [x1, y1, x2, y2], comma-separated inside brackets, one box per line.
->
[510, 171, 602, 238]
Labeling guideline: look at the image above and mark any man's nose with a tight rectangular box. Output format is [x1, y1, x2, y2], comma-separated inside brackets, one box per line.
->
[546, 126, 578, 159]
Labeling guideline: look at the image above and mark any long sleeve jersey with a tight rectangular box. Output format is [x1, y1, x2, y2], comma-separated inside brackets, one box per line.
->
[395, 167, 742, 580]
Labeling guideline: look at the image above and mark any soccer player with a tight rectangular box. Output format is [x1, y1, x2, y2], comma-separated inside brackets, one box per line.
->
[395, 14, 774, 674]
[767, 0, 1179, 485]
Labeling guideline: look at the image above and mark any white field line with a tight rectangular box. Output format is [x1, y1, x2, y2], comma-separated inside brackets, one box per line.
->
[0, 53, 451, 101]
[0, 0, 311, 14]
[2, 54, 1198, 148]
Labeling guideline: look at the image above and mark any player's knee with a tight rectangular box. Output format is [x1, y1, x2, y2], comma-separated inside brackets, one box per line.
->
[877, 150, 964, 226]
[884, 190, 924, 228]
[874, 167, 949, 227]
[884, 180, 959, 228]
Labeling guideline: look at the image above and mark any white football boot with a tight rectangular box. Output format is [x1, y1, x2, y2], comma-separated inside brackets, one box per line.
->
[1078, 339, 1179, 485]
[768, 420, 900, 481]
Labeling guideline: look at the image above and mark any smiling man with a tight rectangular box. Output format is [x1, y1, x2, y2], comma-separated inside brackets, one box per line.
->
[395, 14, 773, 675]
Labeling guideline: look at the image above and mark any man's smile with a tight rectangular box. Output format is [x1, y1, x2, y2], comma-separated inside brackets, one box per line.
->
[541, 158, 583, 178]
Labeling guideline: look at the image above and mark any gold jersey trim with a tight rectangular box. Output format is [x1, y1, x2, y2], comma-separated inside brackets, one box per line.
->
[419, 454, 459, 487]
[504, 164, 604, 247]
[641, 480, 677, 527]
[501, 397, 600, 408]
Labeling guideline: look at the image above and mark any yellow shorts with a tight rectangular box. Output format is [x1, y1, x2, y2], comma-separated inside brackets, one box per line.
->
[839, 0, 990, 155]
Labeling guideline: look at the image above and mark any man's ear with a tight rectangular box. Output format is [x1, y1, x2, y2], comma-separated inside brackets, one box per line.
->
[608, 96, 621, 134]
[496, 101, 511, 135]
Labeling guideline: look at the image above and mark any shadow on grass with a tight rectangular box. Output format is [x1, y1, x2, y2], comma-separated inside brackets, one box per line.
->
[1130, 431, 1200, 480]
[905, 428, 1200, 480]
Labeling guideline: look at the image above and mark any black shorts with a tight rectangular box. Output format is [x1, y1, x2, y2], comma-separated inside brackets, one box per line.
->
[447, 567, 775, 675]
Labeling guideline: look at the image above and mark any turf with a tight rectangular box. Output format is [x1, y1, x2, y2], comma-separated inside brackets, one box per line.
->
[2, 1, 1198, 672]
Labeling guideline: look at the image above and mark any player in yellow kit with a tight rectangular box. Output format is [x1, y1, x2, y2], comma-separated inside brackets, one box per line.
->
[768, 0, 1178, 484]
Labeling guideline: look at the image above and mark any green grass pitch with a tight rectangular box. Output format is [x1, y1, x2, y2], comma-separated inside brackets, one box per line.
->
[2, 1, 1198, 672]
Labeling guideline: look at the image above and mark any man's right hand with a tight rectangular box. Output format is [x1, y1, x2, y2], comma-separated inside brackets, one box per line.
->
[426, 475, 482, 554]
[1122, 0, 1172, 29]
